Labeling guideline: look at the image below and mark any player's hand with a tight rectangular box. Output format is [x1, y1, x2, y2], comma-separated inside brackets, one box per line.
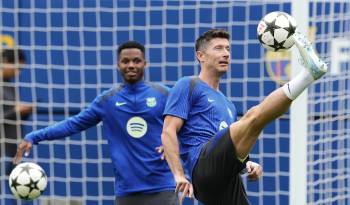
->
[155, 146, 165, 160]
[13, 140, 33, 165]
[174, 175, 193, 204]
[246, 161, 263, 181]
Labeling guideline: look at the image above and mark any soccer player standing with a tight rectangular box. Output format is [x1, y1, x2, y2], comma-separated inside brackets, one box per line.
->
[0, 48, 32, 205]
[161, 29, 327, 204]
[0, 49, 32, 170]
[13, 41, 178, 205]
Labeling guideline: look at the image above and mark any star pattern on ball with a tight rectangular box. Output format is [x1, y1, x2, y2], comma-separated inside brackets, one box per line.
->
[273, 39, 287, 51]
[264, 19, 285, 51]
[278, 13, 296, 38]
[9, 163, 48, 200]
[21, 164, 36, 175]
[285, 20, 296, 38]
[257, 11, 297, 51]
[264, 18, 278, 37]
[10, 176, 21, 191]
[25, 177, 41, 194]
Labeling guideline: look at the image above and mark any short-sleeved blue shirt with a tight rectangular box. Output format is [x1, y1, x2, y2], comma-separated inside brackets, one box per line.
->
[163, 76, 237, 178]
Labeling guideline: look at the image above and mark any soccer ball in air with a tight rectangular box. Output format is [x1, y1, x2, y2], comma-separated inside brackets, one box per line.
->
[257, 11, 297, 51]
[9, 162, 47, 200]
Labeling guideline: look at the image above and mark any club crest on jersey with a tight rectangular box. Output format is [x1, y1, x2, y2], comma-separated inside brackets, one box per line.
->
[219, 121, 228, 130]
[146, 97, 157, 107]
[126, 116, 148, 138]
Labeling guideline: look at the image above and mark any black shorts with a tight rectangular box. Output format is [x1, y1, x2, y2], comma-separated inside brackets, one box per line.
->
[192, 128, 250, 205]
[116, 191, 179, 205]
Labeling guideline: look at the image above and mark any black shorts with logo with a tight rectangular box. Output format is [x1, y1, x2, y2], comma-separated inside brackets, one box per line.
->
[192, 128, 250, 205]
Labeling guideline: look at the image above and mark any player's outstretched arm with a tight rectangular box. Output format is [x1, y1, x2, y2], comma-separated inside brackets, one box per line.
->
[161, 115, 193, 204]
[246, 161, 263, 181]
[13, 140, 33, 164]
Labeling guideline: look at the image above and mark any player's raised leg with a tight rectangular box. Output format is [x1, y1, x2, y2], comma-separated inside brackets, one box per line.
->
[231, 32, 328, 159]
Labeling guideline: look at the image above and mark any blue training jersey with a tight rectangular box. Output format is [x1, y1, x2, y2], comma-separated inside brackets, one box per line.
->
[25, 81, 175, 197]
[163, 76, 237, 179]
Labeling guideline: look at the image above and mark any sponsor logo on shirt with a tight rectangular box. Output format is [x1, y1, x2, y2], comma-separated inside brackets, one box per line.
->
[219, 121, 228, 130]
[126, 116, 148, 138]
[146, 97, 157, 107]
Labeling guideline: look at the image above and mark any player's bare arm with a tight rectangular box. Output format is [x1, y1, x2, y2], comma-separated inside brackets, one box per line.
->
[162, 115, 193, 204]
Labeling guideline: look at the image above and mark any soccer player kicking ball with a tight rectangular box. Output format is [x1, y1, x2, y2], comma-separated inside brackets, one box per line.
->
[13, 41, 179, 205]
[161, 29, 327, 205]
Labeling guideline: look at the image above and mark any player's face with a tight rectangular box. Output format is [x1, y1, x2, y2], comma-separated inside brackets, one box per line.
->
[118, 48, 146, 83]
[197, 38, 230, 74]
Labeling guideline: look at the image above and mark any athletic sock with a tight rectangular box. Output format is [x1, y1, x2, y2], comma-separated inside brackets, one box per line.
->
[282, 69, 314, 100]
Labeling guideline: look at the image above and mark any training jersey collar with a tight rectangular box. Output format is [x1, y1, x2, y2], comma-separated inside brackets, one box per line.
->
[123, 80, 146, 91]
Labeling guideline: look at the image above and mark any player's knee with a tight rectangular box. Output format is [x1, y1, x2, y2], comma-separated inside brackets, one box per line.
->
[242, 106, 263, 131]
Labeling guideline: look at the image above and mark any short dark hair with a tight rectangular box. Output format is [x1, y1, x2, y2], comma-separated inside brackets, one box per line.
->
[1, 48, 26, 63]
[117, 41, 145, 57]
[195, 29, 230, 51]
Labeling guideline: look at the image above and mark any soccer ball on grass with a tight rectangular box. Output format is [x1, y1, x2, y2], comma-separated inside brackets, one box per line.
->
[257, 11, 297, 51]
[9, 162, 47, 200]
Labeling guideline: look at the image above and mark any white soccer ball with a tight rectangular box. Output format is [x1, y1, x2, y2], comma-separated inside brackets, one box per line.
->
[257, 11, 297, 51]
[9, 162, 47, 200]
